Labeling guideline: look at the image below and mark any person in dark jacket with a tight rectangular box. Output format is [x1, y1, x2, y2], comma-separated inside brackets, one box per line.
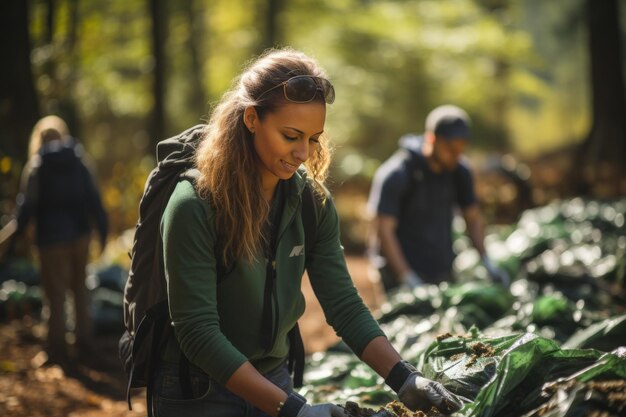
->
[6, 115, 108, 365]
[367, 105, 510, 292]
[155, 49, 462, 417]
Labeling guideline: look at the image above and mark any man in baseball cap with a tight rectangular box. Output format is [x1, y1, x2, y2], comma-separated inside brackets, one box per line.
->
[367, 104, 509, 291]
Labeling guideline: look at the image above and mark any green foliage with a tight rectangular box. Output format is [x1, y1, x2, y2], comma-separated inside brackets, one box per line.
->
[12, 0, 620, 235]
[280, 0, 592, 180]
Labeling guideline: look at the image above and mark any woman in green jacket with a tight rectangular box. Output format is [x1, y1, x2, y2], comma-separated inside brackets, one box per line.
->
[157, 48, 462, 417]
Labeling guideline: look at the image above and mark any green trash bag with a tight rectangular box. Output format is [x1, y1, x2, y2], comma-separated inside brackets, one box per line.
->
[300, 353, 394, 407]
[530, 294, 574, 325]
[562, 314, 626, 352]
[463, 334, 601, 417]
[303, 352, 356, 386]
[528, 293, 580, 341]
[377, 285, 439, 324]
[441, 282, 514, 320]
[420, 330, 535, 402]
[0, 280, 43, 321]
[522, 349, 626, 416]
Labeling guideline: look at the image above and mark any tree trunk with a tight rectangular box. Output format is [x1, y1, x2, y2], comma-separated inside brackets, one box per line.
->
[62, 0, 81, 138]
[0, 0, 40, 160]
[184, 0, 208, 115]
[259, 0, 283, 52]
[67, 0, 79, 51]
[578, 0, 626, 195]
[42, 0, 58, 110]
[45, 0, 55, 43]
[149, 0, 167, 152]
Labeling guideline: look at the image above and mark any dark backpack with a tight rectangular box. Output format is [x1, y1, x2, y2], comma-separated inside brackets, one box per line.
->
[119, 125, 317, 413]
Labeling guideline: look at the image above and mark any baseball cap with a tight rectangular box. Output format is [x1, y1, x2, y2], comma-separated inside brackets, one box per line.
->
[425, 104, 471, 140]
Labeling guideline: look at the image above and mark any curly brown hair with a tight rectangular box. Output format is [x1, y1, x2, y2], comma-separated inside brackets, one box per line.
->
[195, 48, 333, 264]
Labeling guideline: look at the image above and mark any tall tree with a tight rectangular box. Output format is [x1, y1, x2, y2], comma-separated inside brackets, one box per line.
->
[578, 0, 626, 192]
[149, 0, 167, 150]
[45, 0, 55, 43]
[184, 0, 208, 114]
[42, 0, 58, 106]
[0, 0, 40, 160]
[260, 0, 283, 51]
[39, 0, 81, 137]
[62, 0, 81, 137]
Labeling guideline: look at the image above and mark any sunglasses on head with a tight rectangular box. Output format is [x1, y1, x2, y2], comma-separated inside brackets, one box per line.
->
[257, 75, 335, 104]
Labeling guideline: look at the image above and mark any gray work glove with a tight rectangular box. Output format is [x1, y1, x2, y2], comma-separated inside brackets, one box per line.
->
[386, 361, 463, 415]
[398, 372, 463, 414]
[280, 392, 345, 417]
[401, 270, 424, 289]
[296, 403, 346, 417]
[482, 255, 510, 287]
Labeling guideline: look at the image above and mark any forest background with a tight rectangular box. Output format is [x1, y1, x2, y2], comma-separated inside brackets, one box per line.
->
[0, 2, 625, 415]
[1, 0, 625, 258]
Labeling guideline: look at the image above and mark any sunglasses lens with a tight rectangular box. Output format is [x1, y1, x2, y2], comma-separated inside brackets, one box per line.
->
[285, 76, 319, 102]
[283, 76, 335, 104]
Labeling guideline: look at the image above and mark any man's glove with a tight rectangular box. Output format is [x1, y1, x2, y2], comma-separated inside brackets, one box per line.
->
[401, 270, 424, 289]
[386, 361, 463, 414]
[279, 392, 345, 417]
[482, 256, 510, 286]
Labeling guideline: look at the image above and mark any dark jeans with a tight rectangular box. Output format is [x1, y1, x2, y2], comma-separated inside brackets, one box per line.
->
[152, 361, 293, 417]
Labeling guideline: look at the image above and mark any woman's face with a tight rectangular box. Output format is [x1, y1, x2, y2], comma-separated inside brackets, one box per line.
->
[246, 102, 326, 191]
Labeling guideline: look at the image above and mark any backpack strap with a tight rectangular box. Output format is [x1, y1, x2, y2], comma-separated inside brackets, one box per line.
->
[288, 324, 305, 387]
[181, 167, 200, 182]
[287, 181, 319, 388]
[131, 300, 172, 416]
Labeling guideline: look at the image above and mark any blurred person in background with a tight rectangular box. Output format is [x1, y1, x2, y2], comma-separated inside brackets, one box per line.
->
[153, 49, 462, 417]
[2, 115, 108, 367]
[367, 104, 509, 292]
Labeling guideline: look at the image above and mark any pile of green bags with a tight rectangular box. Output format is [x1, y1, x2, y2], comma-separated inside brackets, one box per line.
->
[1, 198, 624, 415]
[300, 198, 626, 417]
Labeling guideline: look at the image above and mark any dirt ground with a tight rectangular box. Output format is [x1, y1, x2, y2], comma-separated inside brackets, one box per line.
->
[0, 255, 384, 417]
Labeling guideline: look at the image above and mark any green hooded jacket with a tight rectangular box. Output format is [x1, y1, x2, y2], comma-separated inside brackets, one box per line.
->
[160, 170, 385, 386]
